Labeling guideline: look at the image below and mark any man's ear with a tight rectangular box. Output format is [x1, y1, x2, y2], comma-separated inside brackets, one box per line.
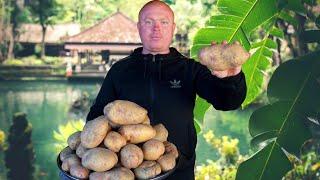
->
[172, 22, 176, 32]
[137, 22, 141, 29]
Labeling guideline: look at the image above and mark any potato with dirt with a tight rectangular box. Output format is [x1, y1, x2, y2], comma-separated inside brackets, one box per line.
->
[75, 144, 88, 158]
[81, 115, 109, 148]
[153, 124, 168, 142]
[61, 154, 81, 172]
[120, 144, 144, 169]
[67, 131, 81, 150]
[104, 167, 135, 180]
[157, 154, 176, 172]
[69, 164, 90, 179]
[104, 100, 148, 125]
[82, 147, 118, 172]
[142, 139, 165, 160]
[198, 41, 249, 71]
[60, 146, 74, 161]
[163, 141, 179, 159]
[119, 124, 156, 144]
[134, 161, 162, 179]
[103, 131, 127, 152]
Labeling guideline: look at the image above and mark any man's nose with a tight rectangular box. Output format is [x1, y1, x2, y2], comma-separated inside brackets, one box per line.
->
[152, 21, 161, 30]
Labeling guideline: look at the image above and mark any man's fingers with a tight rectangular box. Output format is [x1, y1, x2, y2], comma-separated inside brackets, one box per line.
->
[222, 40, 228, 45]
[211, 41, 217, 46]
[234, 41, 240, 45]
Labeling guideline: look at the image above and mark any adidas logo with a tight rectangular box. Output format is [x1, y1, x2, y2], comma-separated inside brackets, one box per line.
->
[169, 79, 181, 88]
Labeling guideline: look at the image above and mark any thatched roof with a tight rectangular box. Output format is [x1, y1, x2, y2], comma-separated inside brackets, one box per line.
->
[65, 11, 141, 44]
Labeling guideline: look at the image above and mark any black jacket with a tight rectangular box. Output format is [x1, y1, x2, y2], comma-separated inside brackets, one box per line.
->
[86, 47, 247, 179]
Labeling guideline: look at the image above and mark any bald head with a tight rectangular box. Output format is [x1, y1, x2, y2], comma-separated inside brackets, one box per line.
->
[138, 0, 174, 22]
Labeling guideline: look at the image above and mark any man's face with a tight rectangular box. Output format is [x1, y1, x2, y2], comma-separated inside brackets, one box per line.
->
[137, 4, 176, 54]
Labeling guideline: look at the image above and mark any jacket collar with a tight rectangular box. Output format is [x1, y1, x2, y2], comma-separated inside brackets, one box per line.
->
[131, 47, 183, 62]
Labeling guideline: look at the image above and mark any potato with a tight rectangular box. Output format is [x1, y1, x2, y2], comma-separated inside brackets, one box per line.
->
[82, 147, 118, 172]
[134, 161, 161, 179]
[105, 167, 135, 180]
[153, 124, 168, 142]
[120, 144, 143, 169]
[104, 100, 148, 125]
[142, 139, 165, 160]
[69, 164, 89, 179]
[89, 172, 106, 180]
[142, 116, 150, 125]
[76, 144, 88, 158]
[198, 43, 249, 71]
[67, 131, 81, 150]
[163, 141, 179, 159]
[81, 115, 109, 148]
[61, 154, 80, 172]
[104, 131, 127, 152]
[119, 124, 156, 144]
[60, 146, 74, 161]
[157, 154, 176, 172]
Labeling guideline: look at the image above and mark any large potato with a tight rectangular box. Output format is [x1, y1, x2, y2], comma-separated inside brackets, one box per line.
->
[60, 146, 74, 161]
[134, 161, 161, 179]
[198, 43, 249, 71]
[120, 144, 143, 169]
[67, 131, 81, 150]
[142, 116, 150, 125]
[81, 115, 109, 148]
[89, 172, 106, 180]
[82, 147, 118, 172]
[163, 141, 179, 159]
[105, 167, 135, 180]
[153, 124, 168, 142]
[119, 124, 156, 144]
[157, 154, 176, 172]
[104, 100, 147, 125]
[76, 143, 88, 158]
[104, 131, 126, 152]
[142, 139, 165, 160]
[69, 164, 89, 179]
[61, 154, 80, 172]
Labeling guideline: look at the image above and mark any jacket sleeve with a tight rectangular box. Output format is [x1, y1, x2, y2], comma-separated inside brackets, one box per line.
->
[86, 68, 117, 122]
[194, 62, 247, 110]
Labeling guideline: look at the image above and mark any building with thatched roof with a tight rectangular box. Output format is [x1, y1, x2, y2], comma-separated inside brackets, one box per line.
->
[16, 23, 81, 57]
[64, 11, 142, 63]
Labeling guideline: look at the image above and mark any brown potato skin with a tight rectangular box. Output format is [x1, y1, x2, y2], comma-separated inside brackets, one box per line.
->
[163, 141, 179, 159]
[119, 124, 156, 144]
[76, 143, 88, 158]
[67, 131, 81, 150]
[157, 154, 176, 172]
[60, 146, 74, 161]
[104, 100, 148, 125]
[61, 154, 80, 172]
[134, 161, 161, 179]
[104, 167, 135, 180]
[153, 124, 168, 142]
[104, 131, 127, 152]
[81, 116, 109, 148]
[69, 164, 89, 179]
[89, 172, 106, 180]
[120, 144, 144, 169]
[82, 147, 118, 172]
[142, 139, 165, 160]
[198, 43, 249, 71]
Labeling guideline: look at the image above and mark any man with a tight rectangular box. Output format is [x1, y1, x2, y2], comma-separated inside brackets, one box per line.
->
[86, 0, 247, 179]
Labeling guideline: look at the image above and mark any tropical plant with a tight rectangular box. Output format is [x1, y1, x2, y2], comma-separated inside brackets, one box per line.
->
[53, 119, 84, 153]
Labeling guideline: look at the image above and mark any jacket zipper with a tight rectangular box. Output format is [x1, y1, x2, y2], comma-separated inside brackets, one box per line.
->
[149, 55, 155, 122]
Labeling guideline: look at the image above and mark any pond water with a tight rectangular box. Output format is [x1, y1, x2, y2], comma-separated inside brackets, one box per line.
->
[0, 80, 252, 180]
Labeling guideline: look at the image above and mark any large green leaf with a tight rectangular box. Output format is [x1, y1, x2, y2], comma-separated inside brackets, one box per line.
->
[191, 0, 280, 129]
[236, 50, 320, 179]
[236, 142, 292, 180]
[242, 38, 276, 107]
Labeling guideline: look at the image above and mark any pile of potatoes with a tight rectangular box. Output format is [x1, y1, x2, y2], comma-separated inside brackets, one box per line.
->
[59, 100, 179, 180]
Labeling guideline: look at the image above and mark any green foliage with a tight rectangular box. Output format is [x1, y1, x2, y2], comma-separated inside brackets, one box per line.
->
[2, 56, 64, 66]
[53, 119, 84, 153]
[0, 130, 5, 151]
[191, 0, 281, 129]
[195, 130, 246, 180]
[236, 51, 320, 180]
[4, 112, 35, 180]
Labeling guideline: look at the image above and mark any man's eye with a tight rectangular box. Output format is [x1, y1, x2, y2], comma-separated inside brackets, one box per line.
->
[145, 20, 152, 25]
[161, 20, 169, 25]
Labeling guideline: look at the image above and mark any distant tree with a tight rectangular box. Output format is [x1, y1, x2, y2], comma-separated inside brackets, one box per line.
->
[29, 0, 60, 59]
[5, 112, 35, 180]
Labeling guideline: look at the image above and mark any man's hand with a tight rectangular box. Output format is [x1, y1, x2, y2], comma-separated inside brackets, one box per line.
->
[199, 40, 250, 78]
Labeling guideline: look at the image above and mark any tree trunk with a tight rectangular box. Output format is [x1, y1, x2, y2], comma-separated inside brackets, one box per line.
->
[41, 25, 46, 60]
[7, 26, 14, 59]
